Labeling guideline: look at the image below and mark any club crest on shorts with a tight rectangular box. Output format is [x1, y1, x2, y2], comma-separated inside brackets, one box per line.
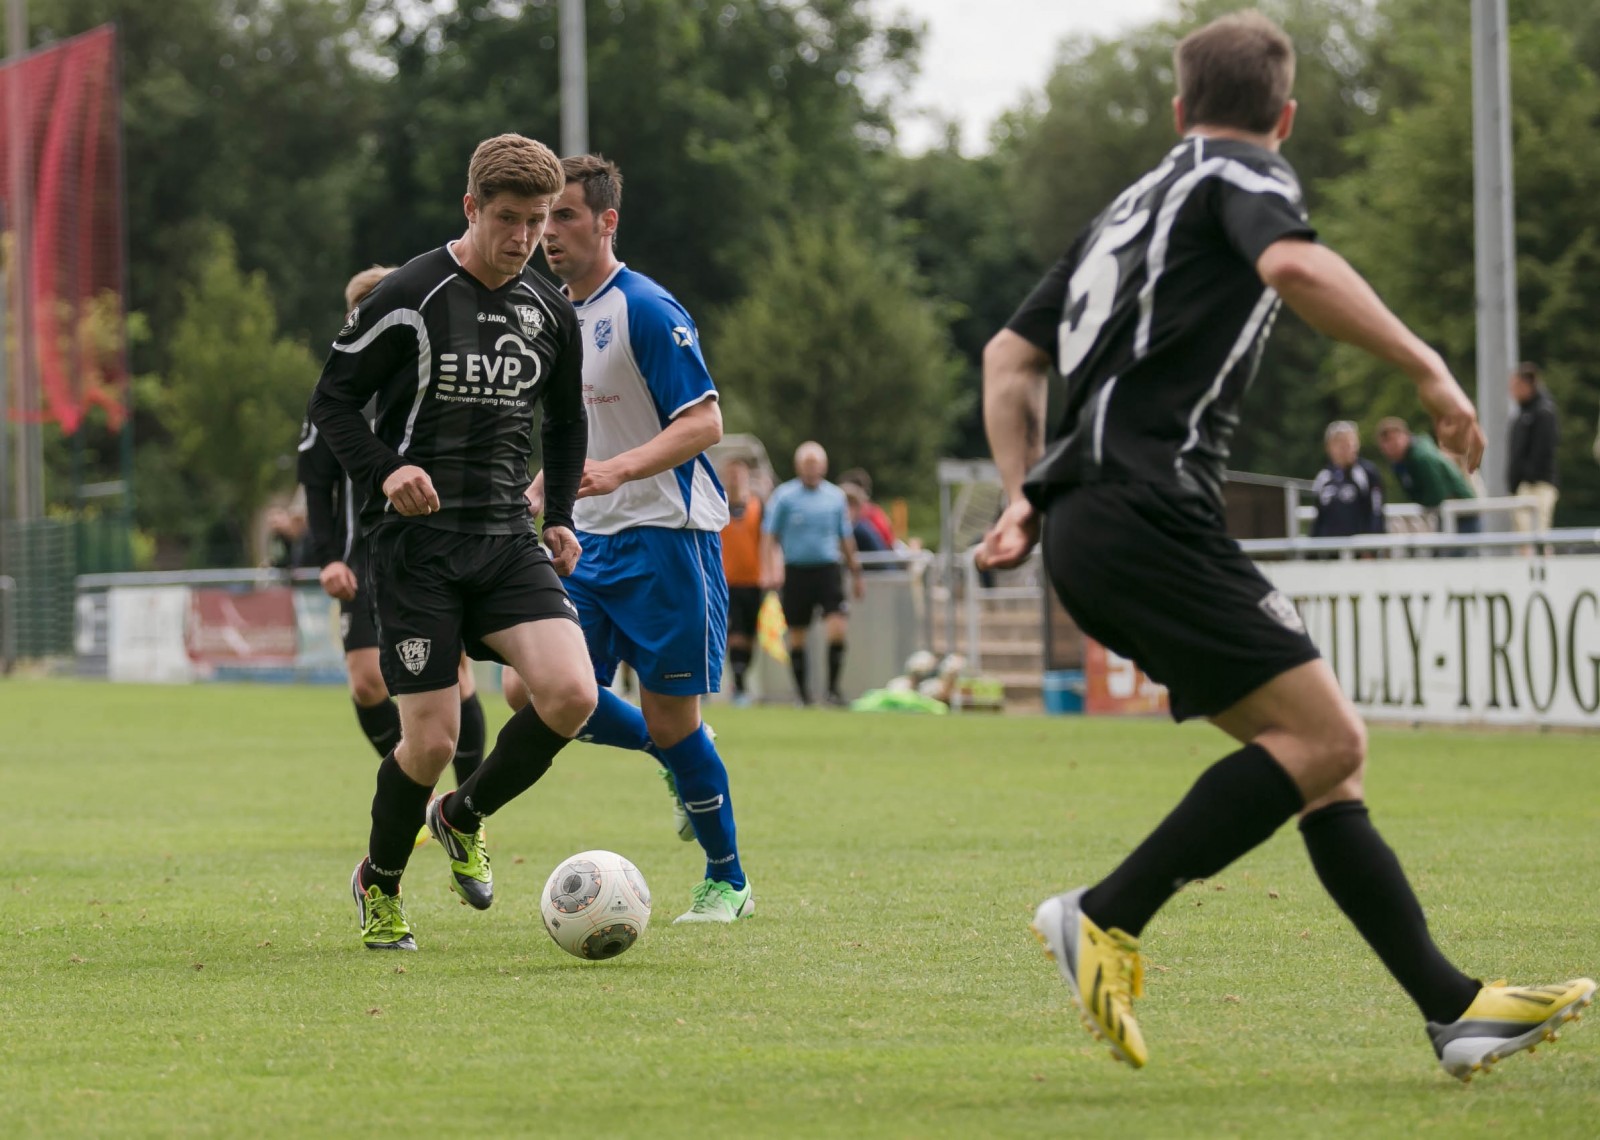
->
[339, 613, 352, 641]
[514, 304, 544, 339]
[1258, 590, 1306, 635]
[396, 637, 431, 675]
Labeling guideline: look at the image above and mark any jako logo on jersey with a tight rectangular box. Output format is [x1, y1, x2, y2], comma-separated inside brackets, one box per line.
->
[477, 312, 508, 324]
[340, 306, 359, 336]
[671, 325, 694, 348]
[1257, 590, 1307, 635]
[593, 317, 614, 351]
[397, 637, 431, 675]
[514, 305, 545, 339]
[437, 332, 545, 398]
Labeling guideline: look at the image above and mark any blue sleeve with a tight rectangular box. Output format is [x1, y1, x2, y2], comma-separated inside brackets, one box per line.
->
[837, 493, 851, 540]
[762, 486, 786, 535]
[624, 286, 717, 419]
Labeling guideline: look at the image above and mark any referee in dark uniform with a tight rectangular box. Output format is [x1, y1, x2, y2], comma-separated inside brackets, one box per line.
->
[310, 133, 598, 952]
[979, 10, 1589, 1079]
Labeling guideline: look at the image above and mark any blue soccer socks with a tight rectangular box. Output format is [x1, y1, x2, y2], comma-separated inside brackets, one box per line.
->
[658, 725, 744, 889]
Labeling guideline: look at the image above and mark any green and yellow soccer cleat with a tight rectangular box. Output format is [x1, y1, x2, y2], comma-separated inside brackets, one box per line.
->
[424, 794, 493, 910]
[657, 766, 695, 843]
[1031, 887, 1148, 1068]
[1426, 978, 1595, 1081]
[673, 878, 755, 924]
[350, 863, 417, 951]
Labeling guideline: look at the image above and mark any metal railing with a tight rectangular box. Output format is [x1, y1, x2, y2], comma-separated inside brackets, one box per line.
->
[0, 575, 15, 673]
[1240, 527, 1600, 559]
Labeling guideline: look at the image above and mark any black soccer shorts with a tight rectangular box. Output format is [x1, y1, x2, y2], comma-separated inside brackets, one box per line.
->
[364, 524, 579, 695]
[726, 585, 763, 644]
[1042, 482, 1321, 722]
[339, 581, 380, 654]
[780, 563, 847, 629]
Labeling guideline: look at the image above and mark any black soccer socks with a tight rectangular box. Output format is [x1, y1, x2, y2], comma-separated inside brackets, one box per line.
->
[364, 752, 432, 896]
[1081, 743, 1304, 937]
[1300, 801, 1480, 1024]
[730, 645, 752, 696]
[444, 703, 570, 830]
[353, 697, 401, 758]
[790, 647, 810, 705]
[827, 641, 846, 698]
[453, 692, 486, 787]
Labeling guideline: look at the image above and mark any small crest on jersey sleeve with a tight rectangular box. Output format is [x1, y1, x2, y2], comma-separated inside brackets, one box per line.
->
[671, 325, 695, 348]
[593, 317, 613, 351]
[340, 306, 360, 336]
[514, 304, 545, 339]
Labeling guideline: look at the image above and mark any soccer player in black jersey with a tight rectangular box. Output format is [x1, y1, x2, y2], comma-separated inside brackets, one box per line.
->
[309, 134, 597, 951]
[297, 267, 487, 786]
[979, 10, 1591, 1079]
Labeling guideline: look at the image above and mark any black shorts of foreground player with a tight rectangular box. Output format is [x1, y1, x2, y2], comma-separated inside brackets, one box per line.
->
[978, 10, 1591, 1081]
[309, 133, 597, 952]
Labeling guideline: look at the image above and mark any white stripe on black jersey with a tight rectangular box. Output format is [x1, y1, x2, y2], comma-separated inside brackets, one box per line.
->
[307, 244, 587, 536]
[1008, 136, 1315, 515]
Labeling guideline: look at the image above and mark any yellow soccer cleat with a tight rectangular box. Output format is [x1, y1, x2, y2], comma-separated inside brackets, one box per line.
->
[1426, 977, 1595, 1081]
[1032, 887, 1148, 1068]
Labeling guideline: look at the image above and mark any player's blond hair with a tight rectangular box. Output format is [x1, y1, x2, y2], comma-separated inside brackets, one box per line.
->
[344, 266, 395, 311]
[1175, 10, 1296, 135]
[467, 133, 565, 204]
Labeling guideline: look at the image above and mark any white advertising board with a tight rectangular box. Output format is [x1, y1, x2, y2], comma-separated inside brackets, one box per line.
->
[1262, 556, 1600, 728]
[107, 586, 195, 684]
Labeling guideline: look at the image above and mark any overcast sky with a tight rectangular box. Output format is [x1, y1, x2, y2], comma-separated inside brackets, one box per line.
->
[877, 0, 1175, 152]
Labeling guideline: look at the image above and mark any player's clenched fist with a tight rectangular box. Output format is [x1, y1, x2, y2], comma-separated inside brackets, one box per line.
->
[382, 465, 441, 516]
[542, 526, 582, 576]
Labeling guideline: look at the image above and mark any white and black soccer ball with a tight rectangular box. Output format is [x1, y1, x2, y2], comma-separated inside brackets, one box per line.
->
[539, 850, 652, 961]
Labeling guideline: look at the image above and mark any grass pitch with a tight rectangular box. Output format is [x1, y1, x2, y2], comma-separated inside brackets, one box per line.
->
[1, 680, 1596, 1138]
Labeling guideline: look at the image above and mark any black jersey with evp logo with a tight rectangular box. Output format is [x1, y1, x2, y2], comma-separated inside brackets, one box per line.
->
[1008, 136, 1316, 517]
[308, 243, 587, 536]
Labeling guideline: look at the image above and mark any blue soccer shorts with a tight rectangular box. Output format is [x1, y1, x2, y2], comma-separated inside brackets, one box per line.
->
[564, 526, 728, 697]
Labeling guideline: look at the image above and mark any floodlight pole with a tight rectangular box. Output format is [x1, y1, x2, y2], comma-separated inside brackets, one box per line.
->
[1471, 0, 1515, 497]
[560, 0, 588, 157]
[5, 0, 38, 522]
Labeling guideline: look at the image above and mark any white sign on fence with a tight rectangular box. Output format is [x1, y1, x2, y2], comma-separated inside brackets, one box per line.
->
[1263, 555, 1600, 727]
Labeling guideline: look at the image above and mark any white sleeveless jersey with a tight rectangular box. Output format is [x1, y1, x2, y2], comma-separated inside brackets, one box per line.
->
[569, 265, 729, 535]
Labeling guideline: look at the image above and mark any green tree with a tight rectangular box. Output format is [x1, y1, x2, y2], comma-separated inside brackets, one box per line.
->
[138, 228, 318, 564]
[33, 0, 382, 354]
[1320, 20, 1600, 522]
[710, 213, 965, 494]
[355, 0, 918, 321]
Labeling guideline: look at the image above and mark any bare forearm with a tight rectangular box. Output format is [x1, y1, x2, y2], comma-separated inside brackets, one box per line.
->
[613, 401, 722, 483]
[983, 330, 1050, 503]
[1262, 242, 1444, 384]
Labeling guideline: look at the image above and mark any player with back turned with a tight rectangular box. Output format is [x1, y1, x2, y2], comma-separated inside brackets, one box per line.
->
[309, 133, 598, 952]
[979, 10, 1592, 1079]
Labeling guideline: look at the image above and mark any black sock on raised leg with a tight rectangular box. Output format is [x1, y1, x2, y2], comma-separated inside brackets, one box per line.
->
[453, 691, 486, 786]
[1081, 743, 1304, 937]
[443, 704, 571, 832]
[353, 698, 401, 758]
[1300, 801, 1480, 1023]
[363, 752, 432, 896]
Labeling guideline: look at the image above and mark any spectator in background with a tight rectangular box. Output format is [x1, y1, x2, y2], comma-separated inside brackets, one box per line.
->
[1376, 417, 1479, 534]
[838, 466, 896, 549]
[762, 441, 864, 707]
[263, 504, 308, 570]
[1507, 362, 1560, 535]
[719, 458, 765, 706]
[1311, 420, 1385, 538]
[845, 483, 891, 563]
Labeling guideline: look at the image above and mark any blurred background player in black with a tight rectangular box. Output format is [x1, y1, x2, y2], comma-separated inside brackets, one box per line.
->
[297, 266, 486, 785]
[1310, 420, 1385, 538]
[309, 133, 595, 951]
[1506, 361, 1560, 536]
[979, 8, 1590, 1080]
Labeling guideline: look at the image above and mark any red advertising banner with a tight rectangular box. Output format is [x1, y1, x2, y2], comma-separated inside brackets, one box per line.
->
[1083, 638, 1170, 716]
[184, 587, 299, 665]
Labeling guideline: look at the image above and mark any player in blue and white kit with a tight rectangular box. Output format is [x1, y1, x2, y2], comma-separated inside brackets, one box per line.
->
[518, 154, 752, 924]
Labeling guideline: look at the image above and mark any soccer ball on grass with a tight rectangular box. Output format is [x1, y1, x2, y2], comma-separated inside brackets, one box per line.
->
[539, 849, 652, 960]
